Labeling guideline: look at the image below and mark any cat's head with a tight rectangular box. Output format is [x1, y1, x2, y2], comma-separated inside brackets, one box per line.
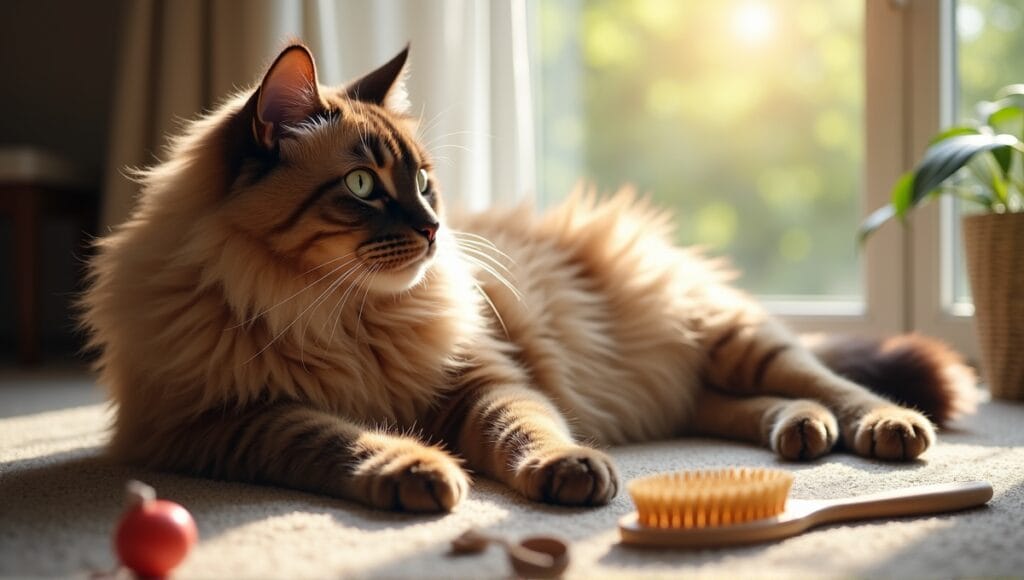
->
[219, 44, 442, 294]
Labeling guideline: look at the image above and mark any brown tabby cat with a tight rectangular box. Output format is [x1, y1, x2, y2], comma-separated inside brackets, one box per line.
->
[82, 45, 976, 512]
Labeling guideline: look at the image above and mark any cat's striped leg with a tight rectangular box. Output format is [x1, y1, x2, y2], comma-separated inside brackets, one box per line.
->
[690, 388, 839, 460]
[433, 381, 618, 506]
[126, 401, 468, 512]
[704, 314, 935, 461]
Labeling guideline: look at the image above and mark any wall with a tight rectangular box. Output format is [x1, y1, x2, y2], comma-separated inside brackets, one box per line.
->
[0, 0, 124, 358]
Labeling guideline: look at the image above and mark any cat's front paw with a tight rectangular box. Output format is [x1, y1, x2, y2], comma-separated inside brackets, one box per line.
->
[770, 400, 838, 461]
[355, 446, 469, 512]
[849, 407, 935, 461]
[514, 446, 619, 506]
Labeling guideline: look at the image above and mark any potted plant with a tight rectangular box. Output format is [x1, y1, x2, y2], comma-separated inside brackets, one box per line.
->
[860, 84, 1024, 400]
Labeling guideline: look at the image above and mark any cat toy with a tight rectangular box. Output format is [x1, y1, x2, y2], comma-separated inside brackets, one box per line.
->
[618, 468, 992, 548]
[114, 480, 198, 578]
[451, 528, 570, 578]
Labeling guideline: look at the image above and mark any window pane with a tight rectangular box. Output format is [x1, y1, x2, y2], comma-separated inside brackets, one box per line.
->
[951, 0, 1024, 305]
[530, 0, 863, 298]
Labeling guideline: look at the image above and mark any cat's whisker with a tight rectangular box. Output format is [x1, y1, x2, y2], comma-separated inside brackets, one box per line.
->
[473, 282, 511, 340]
[245, 261, 362, 365]
[429, 143, 475, 155]
[451, 230, 507, 251]
[468, 260, 524, 303]
[335, 264, 380, 336]
[421, 129, 494, 150]
[430, 154, 455, 167]
[301, 262, 364, 360]
[417, 106, 452, 142]
[460, 254, 524, 302]
[229, 255, 359, 331]
[316, 262, 372, 345]
[452, 235, 516, 265]
[457, 245, 516, 277]
[416, 106, 443, 133]
[295, 262, 362, 357]
[301, 251, 356, 276]
[455, 241, 512, 266]
[415, 102, 428, 132]
[452, 232, 516, 266]
[325, 263, 378, 345]
[355, 265, 383, 341]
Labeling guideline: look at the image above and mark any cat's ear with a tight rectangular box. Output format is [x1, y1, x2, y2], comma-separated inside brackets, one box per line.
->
[346, 45, 411, 114]
[253, 45, 322, 149]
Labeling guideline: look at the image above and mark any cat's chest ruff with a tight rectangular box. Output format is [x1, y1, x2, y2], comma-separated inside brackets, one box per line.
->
[321, 300, 472, 422]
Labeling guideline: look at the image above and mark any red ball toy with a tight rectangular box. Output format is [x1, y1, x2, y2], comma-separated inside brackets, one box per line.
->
[114, 481, 198, 578]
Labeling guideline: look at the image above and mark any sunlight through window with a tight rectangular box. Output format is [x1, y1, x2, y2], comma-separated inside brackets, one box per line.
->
[732, 2, 776, 46]
[532, 1, 863, 299]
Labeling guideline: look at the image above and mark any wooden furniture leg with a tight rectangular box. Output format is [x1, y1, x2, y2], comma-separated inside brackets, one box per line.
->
[14, 187, 40, 365]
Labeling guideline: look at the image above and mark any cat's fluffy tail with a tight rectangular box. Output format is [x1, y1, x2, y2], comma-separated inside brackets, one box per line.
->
[804, 333, 978, 427]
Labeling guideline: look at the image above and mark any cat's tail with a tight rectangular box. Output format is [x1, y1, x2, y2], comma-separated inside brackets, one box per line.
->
[803, 333, 978, 427]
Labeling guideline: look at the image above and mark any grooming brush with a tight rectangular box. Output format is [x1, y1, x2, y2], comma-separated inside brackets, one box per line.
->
[618, 468, 992, 549]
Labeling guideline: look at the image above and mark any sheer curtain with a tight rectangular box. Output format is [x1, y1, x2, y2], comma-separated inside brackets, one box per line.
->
[102, 0, 534, 228]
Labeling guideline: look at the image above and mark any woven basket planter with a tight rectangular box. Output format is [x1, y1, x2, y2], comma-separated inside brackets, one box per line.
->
[962, 212, 1024, 400]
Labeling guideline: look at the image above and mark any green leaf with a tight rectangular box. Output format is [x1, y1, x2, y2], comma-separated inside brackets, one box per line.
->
[890, 171, 914, 217]
[858, 203, 897, 244]
[987, 105, 1024, 151]
[949, 185, 995, 210]
[978, 96, 1024, 122]
[974, 152, 1010, 204]
[911, 133, 1021, 204]
[988, 105, 1024, 131]
[995, 84, 1024, 99]
[992, 144, 1015, 175]
[928, 126, 979, 146]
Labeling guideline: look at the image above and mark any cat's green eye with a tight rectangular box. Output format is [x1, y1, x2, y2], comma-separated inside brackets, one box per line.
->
[416, 168, 430, 194]
[345, 169, 375, 198]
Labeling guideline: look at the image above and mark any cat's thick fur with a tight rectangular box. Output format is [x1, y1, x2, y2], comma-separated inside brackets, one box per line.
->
[82, 45, 976, 512]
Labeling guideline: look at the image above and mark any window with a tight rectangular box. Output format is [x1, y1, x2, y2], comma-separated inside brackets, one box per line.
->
[949, 0, 1024, 308]
[530, 1, 864, 299]
[911, 0, 1024, 361]
[528, 0, 1018, 360]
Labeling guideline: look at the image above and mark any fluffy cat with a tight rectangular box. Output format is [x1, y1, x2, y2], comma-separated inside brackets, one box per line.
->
[82, 45, 976, 512]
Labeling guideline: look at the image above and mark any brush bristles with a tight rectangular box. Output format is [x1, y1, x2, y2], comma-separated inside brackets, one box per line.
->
[627, 468, 794, 529]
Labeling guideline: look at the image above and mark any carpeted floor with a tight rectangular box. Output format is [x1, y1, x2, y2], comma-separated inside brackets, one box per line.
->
[2, 368, 1023, 578]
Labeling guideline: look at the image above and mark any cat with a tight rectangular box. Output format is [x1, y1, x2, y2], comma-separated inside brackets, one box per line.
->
[82, 44, 977, 512]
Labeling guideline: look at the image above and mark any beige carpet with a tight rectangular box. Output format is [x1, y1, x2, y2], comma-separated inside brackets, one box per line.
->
[2, 369, 1024, 578]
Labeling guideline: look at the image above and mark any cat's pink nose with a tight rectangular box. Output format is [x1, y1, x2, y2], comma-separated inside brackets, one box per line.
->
[417, 224, 438, 243]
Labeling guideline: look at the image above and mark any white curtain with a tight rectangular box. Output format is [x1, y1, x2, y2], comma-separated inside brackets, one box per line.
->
[102, 0, 535, 228]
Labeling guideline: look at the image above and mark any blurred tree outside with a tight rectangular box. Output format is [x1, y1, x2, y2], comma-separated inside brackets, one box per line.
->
[531, 0, 1024, 299]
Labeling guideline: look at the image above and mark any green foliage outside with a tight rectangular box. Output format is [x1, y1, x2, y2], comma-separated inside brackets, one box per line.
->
[532, 0, 1024, 299]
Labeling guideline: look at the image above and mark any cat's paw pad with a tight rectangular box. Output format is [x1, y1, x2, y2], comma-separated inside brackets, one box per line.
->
[851, 407, 935, 461]
[515, 447, 619, 506]
[771, 402, 838, 461]
[360, 448, 469, 512]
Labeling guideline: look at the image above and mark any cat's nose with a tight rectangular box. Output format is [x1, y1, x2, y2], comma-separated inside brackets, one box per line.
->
[416, 223, 438, 243]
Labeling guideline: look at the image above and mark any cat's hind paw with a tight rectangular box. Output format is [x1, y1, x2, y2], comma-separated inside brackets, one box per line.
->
[770, 400, 839, 461]
[849, 406, 935, 461]
[514, 446, 619, 506]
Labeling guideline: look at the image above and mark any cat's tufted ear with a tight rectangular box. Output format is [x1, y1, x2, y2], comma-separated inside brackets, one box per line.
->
[346, 45, 411, 114]
[253, 45, 322, 149]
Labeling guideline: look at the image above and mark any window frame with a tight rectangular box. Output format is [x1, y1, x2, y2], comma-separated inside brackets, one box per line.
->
[905, 0, 979, 361]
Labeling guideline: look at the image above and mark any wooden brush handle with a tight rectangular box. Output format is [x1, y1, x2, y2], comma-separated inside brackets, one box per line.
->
[618, 480, 993, 549]
[812, 481, 993, 525]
